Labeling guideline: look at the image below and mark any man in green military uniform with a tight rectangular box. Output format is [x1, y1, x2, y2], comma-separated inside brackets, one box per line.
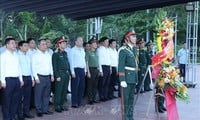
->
[85, 38, 99, 105]
[136, 39, 148, 93]
[145, 41, 153, 91]
[118, 30, 138, 120]
[52, 37, 70, 113]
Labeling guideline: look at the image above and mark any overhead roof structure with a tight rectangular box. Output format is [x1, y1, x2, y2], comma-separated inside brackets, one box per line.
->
[0, 0, 198, 20]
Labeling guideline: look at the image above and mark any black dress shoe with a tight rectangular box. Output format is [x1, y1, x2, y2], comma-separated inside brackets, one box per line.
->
[71, 105, 78, 108]
[24, 113, 34, 118]
[161, 107, 166, 111]
[93, 100, 100, 103]
[43, 111, 53, 115]
[140, 91, 145, 93]
[18, 116, 25, 120]
[158, 109, 165, 113]
[112, 96, 117, 98]
[37, 112, 43, 117]
[100, 98, 105, 102]
[88, 101, 94, 105]
[61, 107, 68, 111]
[55, 109, 62, 113]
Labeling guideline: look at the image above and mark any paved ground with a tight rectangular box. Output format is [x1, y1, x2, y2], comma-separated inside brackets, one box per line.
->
[11, 85, 198, 120]
[0, 65, 200, 120]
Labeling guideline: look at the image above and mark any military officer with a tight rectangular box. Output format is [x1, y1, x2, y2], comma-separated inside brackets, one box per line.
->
[52, 37, 70, 112]
[136, 39, 148, 93]
[85, 38, 99, 104]
[118, 30, 138, 120]
[145, 41, 153, 91]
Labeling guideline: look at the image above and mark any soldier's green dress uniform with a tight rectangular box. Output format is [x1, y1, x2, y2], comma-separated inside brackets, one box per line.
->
[145, 48, 152, 91]
[136, 48, 148, 93]
[52, 49, 70, 112]
[85, 50, 99, 103]
[118, 45, 138, 120]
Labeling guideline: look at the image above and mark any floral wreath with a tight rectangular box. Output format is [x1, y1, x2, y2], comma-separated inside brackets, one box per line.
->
[151, 17, 189, 102]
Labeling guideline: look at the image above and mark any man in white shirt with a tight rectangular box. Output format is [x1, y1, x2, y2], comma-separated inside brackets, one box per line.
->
[0, 38, 24, 120]
[70, 37, 86, 108]
[26, 38, 37, 111]
[177, 42, 187, 82]
[46, 38, 53, 56]
[108, 39, 118, 99]
[32, 39, 54, 117]
[97, 37, 111, 101]
[17, 41, 35, 119]
[27, 38, 37, 56]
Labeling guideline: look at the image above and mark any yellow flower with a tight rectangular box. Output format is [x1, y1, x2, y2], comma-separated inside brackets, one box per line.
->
[181, 85, 187, 91]
[176, 69, 180, 74]
[169, 79, 174, 85]
[159, 79, 165, 87]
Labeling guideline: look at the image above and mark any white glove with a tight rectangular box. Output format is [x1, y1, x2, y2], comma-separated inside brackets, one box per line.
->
[120, 81, 127, 88]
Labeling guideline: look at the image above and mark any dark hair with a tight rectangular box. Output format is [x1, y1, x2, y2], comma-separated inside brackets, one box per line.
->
[18, 41, 28, 47]
[109, 39, 116, 45]
[99, 37, 108, 43]
[5, 38, 15, 45]
[88, 39, 97, 44]
[83, 42, 89, 47]
[38, 39, 46, 45]
[27, 38, 35, 43]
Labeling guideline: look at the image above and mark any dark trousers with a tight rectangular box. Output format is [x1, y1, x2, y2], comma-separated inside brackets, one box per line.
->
[156, 87, 165, 110]
[99, 65, 110, 100]
[144, 71, 151, 91]
[54, 72, 69, 110]
[179, 64, 186, 81]
[0, 89, 2, 105]
[136, 66, 146, 93]
[2, 77, 21, 120]
[87, 67, 99, 102]
[18, 76, 32, 117]
[108, 67, 117, 98]
[122, 84, 136, 120]
[34, 75, 51, 113]
[71, 68, 85, 106]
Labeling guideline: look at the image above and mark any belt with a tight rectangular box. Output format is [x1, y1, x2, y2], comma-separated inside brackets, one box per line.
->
[22, 75, 31, 77]
[37, 74, 50, 77]
[89, 67, 98, 69]
[5, 77, 19, 79]
[59, 70, 69, 74]
[125, 66, 137, 71]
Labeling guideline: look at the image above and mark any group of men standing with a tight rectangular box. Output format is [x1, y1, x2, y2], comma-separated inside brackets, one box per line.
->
[0, 31, 158, 120]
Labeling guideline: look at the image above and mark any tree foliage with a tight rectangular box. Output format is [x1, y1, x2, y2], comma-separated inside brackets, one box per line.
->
[0, 3, 199, 47]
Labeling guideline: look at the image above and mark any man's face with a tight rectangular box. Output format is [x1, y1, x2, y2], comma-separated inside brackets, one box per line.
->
[46, 39, 52, 48]
[183, 43, 186, 49]
[6, 40, 16, 51]
[103, 39, 109, 47]
[75, 37, 83, 47]
[140, 42, 145, 48]
[59, 42, 67, 50]
[38, 40, 47, 52]
[110, 41, 117, 48]
[84, 43, 90, 51]
[129, 35, 137, 44]
[20, 43, 29, 52]
[91, 42, 97, 49]
[29, 40, 36, 49]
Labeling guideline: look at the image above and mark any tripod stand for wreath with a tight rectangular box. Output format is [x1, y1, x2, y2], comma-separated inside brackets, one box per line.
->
[133, 65, 165, 120]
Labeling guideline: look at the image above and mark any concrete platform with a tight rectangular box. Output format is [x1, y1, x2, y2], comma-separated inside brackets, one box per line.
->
[2, 84, 196, 120]
[0, 65, 200, 120]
